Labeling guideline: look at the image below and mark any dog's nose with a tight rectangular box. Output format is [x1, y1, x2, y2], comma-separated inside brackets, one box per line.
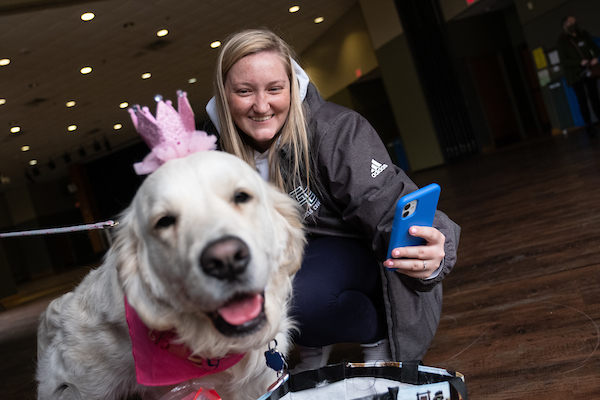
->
[200, 236, 250, 281]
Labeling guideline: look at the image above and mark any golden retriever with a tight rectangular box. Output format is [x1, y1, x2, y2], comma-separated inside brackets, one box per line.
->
[36, 151, 305, 400]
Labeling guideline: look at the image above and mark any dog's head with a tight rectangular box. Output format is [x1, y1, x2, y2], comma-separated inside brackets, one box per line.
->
[113, 151, 305, 356]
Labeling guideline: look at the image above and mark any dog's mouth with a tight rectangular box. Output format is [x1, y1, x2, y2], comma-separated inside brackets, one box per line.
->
[209, 292, 266, 336]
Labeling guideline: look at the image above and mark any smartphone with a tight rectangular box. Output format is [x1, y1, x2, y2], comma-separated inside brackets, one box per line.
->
[386, 183, 441, 262]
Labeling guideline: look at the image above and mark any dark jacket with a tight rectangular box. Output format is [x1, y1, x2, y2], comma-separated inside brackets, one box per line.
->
[557, 29, 600, 86]
[205, 83, 461, 361]
[296, 83, 461, 361]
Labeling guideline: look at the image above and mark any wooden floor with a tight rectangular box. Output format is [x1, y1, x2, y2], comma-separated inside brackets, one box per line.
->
[418, 130, 600, 399]
[1, 130, 599, 399]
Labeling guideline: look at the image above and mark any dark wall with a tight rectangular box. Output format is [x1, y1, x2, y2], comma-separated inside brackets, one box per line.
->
[0, 140, 151, 284]
[446, 4, 546, 146]
[1, 177, 93, 281]
[86, 141, 150, 220]
[327, 74, 408, 169]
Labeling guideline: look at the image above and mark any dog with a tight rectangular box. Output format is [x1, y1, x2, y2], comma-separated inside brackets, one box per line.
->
[36, 151, 305, 400]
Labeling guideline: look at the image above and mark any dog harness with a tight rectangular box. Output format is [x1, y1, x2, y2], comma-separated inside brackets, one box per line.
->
[124, 297, 245, 386]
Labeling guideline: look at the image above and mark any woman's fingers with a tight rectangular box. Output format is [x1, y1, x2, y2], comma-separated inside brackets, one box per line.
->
[385, 226, 445, 278]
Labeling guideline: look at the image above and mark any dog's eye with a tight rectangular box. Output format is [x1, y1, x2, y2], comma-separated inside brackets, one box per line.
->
[155, 215, 176, 229]
[234, 191, 252, 204]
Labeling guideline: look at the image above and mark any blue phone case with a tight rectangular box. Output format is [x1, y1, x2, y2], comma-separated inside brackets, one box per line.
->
[386, 183, 441, 262]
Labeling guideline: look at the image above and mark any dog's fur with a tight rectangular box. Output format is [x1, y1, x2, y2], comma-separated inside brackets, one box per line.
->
[36, 151, 305, 400]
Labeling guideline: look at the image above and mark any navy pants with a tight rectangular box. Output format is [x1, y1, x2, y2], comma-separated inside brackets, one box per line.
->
[291, 236, 387, 347]
[572, 77, 600, 126]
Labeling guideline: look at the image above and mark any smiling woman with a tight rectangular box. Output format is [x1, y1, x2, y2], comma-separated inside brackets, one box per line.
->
[204, 28, 460, 373]
[225, 51, 291, 152]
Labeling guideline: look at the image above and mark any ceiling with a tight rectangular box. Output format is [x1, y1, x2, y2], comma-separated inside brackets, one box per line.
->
[0, 0, 357, 189]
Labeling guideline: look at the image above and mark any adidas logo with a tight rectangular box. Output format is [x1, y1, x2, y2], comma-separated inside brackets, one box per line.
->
[371, 159, 388, 178]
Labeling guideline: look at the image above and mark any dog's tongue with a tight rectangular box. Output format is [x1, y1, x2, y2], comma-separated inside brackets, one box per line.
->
[218, 294, 263, 326]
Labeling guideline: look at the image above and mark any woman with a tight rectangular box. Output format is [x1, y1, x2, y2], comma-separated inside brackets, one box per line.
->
[557, 15, 600, 136]
[204, 29, 460, 370]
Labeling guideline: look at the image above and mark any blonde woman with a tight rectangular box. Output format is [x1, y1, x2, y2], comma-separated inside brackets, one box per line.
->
[205, 29, 460, 371]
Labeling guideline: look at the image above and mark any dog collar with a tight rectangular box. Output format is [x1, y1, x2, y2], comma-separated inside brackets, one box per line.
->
[124, 297, 245, 386]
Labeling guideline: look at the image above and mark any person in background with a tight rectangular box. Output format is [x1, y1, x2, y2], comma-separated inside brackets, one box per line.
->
[557, 15, 600, 137]
[204, 29, 460, 371]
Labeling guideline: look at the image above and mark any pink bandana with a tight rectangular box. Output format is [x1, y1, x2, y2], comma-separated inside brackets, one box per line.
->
[124, 297, 245, 387]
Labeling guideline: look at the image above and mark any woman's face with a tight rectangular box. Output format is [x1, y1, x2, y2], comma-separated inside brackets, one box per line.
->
[563, 16, 577, 34]
[225, 51, 291, 152]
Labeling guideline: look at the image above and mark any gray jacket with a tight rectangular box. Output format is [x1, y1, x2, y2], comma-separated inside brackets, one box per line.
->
[205, 82, 460, 361]
[295, 83, 461, 361]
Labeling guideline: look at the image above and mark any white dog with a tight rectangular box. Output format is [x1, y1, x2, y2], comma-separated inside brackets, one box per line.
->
[36, 151, 305, 400]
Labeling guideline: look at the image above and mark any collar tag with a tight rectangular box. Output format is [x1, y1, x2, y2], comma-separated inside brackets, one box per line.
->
[265, 339, 287, 375]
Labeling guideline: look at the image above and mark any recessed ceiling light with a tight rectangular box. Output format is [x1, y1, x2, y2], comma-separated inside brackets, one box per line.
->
[157, 29, 169, 37]
[21, 145, 30, 152]
[119, 102, 129, 109]
[113, 123, 122, 130]
[29, 159, 37, 166]
[289, 5, 300, 13]
[66, 100, 76, 107]
[188, 78, 197, 84]
[210, 41, 221, 48]
[141, 72, 152, 79]
[10, 126, 20, 134]
[68, 125, 77, 131]
[314, 17, 324, 23]
[81, 12, 95, 21]
[0, 58, 10, 66]
[0, 99, 5, 105]
[80, 66, 92, 74]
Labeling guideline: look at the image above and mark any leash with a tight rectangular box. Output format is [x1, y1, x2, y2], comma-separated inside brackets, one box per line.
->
[0, 220, 117, 238]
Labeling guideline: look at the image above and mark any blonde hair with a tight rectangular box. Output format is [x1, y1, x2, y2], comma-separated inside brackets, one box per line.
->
[213, 29, 310, 192]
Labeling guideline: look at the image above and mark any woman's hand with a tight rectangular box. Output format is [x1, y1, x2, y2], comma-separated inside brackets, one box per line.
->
[591, 58, 599, 66]
[581, 59, 590, 67]
[384, 226, 446, 279]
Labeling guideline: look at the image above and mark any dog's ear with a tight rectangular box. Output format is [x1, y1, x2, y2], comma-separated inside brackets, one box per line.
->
[265, 184, 306, 276]
[113, 206, 175, 330]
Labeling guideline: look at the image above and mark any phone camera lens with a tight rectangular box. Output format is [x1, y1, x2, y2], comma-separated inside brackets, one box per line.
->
[403, 211, 409, 218]
[404, 204, 411, 211]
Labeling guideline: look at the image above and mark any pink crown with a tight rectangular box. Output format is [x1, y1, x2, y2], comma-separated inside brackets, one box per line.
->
[129, 91, 217, 175]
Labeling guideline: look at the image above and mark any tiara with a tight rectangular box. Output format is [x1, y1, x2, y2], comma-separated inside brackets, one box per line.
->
[129, 90, 216, 175]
